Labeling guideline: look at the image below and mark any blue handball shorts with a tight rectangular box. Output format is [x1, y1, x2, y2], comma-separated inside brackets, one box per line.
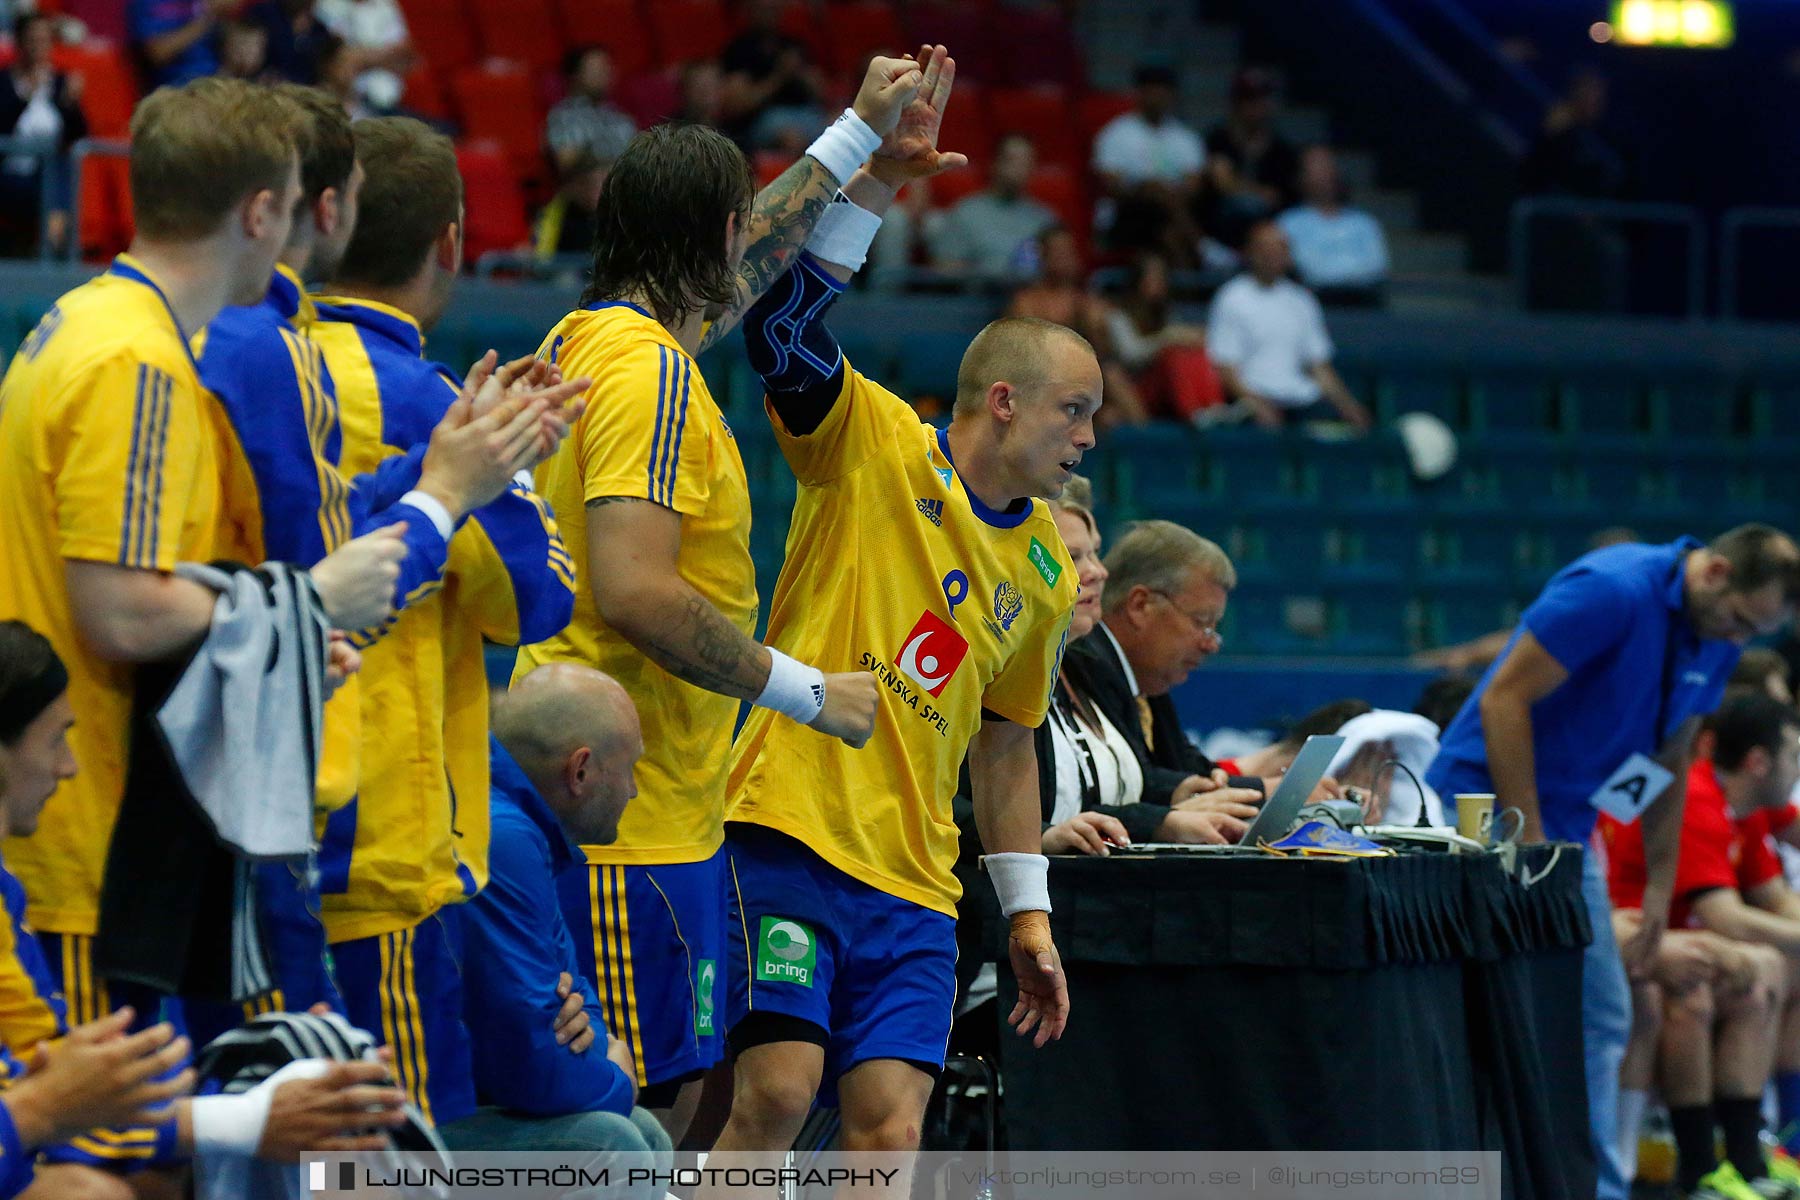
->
[721, 823, 957, 1106]
[558, 845, 727, 1103]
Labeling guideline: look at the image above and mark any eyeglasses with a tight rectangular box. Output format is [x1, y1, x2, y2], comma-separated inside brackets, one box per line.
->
[1149, 589, 1224, 646]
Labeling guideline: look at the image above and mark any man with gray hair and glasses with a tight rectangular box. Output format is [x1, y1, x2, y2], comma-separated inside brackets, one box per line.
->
[1064, 520, 1271, 843]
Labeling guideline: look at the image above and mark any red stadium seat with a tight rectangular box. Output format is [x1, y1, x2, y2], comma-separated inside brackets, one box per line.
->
[456, 140, 532, 264]
[466, 0, 565, 74]
[821, 1, 905, 73]
[1079, 91, 1136, 147]
[1025, 163, 1087, 232]
[772, 0, 825, 62]
[397, 0, 477, 74]
[751, 149, 789, 188]
[555, 0, 656, 80]
[450, 62, 545, 179]
[936, 80, 991, 170]
[51, 41, 136, 138]
[77, 153, 131, 262]
[400, 61, 450, 122]
[648, 0, 731, 65]
[616, 68, 680, 128]
[903, 1, 993, 82]
[987, 85, 1079, 171]
[993, 4, 1083, 88]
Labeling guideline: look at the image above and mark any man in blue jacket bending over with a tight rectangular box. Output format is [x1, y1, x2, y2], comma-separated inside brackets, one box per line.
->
[449, 661, 668, 1171]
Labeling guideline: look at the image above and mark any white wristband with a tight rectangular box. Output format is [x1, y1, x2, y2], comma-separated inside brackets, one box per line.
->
[190, 1059, 329, 1155]
[986, 852, 1052, 918]
[805, 107, 882, 185]
[397, 490, 455, 541]
[755, 647, 826, 725]
[805, 194, 884, 272]
[512, 469, 535, 491]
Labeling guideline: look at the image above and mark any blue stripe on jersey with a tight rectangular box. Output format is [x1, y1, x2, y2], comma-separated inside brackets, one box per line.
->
[647, 346, 669, 507]
[144, 370, 171, 568]
[661, 355, 691, 507]
[118, 365, 149, 564]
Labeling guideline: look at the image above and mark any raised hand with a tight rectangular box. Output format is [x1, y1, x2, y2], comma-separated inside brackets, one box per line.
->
[870, 45, 969, 185]
[851, 54, 925, 138]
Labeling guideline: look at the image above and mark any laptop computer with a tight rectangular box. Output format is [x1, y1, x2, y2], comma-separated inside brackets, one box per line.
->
[1112, 733, 1348, 855]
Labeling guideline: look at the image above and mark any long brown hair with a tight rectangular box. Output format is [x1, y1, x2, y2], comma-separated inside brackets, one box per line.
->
[582, 123, 753, 324]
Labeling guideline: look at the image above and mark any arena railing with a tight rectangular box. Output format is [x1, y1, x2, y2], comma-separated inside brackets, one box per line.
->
[1508, 196, 1706, 318]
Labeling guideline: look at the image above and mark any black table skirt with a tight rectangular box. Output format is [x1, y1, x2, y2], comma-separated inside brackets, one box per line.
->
[980, 845, 1591, 1200]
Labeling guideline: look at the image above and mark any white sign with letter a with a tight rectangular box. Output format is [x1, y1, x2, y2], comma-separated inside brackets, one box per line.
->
[1587, 753, 1676, 824]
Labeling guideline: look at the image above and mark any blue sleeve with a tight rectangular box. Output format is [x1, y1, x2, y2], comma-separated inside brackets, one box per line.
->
[351, 497, 451, 620]
[1521, 566, 1633, 676]
[464, 483, 577, 646]
[130, 0, 187, 38]
[0, 1098, 33, 1199]
[462, 820, 634, 1117]
[742, 250, 848, 399]
[351, 443, 427, 514]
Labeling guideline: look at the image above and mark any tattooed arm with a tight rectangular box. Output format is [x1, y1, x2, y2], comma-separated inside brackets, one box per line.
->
[584, 495, 879, 743]
[585, 495, 772, 697]
[695, 53, 924, 354]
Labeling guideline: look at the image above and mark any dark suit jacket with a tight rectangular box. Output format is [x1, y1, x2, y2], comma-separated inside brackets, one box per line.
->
[1065, 628, 1263, 842]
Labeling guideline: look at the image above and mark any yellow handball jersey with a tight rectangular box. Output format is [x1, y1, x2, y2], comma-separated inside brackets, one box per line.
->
[726, 365, 1077, 917]
[0, 256, 259, 935]
[516, 302, 758, 866]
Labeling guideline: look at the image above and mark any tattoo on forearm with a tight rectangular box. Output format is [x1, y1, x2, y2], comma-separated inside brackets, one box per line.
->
[643, 593, 763, 698]
[696, 157, 835, 355]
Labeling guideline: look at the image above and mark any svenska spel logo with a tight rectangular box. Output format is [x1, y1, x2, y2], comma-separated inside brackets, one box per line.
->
[895, 610, 969, 697]
[757, 918, 816, 987]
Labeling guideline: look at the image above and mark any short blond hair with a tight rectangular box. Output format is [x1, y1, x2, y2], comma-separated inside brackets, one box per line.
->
[953, 316, 1095, 415]
[1101, 519, 1236, 613]
[130, 78, 297, 241]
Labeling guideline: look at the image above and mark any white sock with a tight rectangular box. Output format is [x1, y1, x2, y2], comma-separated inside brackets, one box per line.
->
[1617, 1087, 1650, 1182]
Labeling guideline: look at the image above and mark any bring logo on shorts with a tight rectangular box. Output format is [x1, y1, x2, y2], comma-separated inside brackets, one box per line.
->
[756, 917, 817, 988]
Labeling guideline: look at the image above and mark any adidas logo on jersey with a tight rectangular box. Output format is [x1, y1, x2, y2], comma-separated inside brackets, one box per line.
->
[915, 498, 944, 526]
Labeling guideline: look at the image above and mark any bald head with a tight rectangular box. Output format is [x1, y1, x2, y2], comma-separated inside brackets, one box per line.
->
[953, 317, 1095, 417]
[496, 664, 643, 844]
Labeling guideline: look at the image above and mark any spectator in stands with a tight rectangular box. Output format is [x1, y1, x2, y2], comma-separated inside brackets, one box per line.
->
[0, 13, 86, 256]
[545, 46, 636, 179]
[246, 0, 329, 86]
[448, 663, 671, 1170]
[314, 0, 412, 115]
[719, 0, 827, 152]
[1008, 226, 1147, 427]
[865, 179, 930, 291]
[130, 0, 231, 87]
[1106, 252, 1225, 424]
[1523, 67, 1626, 199]
[930, 132, 1057, 284]
[1600, 691, 1800, 1194]
[1092, 63, 1205, 265]
[676, 60, 723, 128]
[1732, 646, 1794, 706]
[1276, 145, 1389, 306]
[315, 34, 371, 121]
[1067, 521, 1279, 843]
[1202, 67, 1300, 250]
[1207, 220, 1370, 431]
[219, 18, 274, 82]
[1428, 524, 1800, 1200]
[533, 149, 604, 263]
